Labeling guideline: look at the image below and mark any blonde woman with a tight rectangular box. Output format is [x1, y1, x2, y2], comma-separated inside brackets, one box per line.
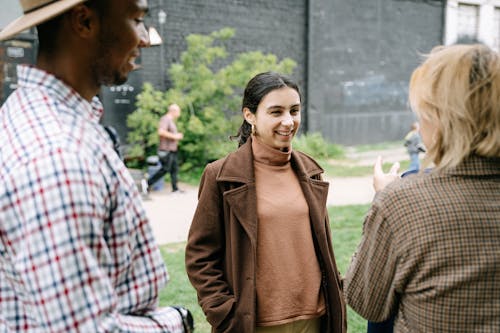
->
[345, 44, 500, 332]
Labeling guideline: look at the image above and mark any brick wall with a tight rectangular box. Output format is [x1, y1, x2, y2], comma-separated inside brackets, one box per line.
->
[308, 0, 444, 144]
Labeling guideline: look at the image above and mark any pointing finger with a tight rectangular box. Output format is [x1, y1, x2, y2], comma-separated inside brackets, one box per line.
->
[374, 155, 383, 175]
[389, 162, 400, 175]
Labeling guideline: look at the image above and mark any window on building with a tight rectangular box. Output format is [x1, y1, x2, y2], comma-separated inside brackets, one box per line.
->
[457, 3, 479, 41]
[446, 1, 500, 49]
[494, 7, 500, 50]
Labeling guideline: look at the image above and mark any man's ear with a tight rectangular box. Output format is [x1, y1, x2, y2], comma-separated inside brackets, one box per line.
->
[243, 107, 255, 125]
[68, 4, 98, 39]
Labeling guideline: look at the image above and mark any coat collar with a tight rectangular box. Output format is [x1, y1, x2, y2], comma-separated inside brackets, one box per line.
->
[215, 136, 330, 256]
[442, 155, 500, 177]
[216, 137, 325, 183]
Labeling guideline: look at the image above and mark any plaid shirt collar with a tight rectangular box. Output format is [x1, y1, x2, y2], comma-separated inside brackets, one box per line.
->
[17, 64, 103, 123]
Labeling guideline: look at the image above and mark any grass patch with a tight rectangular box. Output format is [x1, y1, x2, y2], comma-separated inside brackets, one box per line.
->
[158, 243, 213, 333]
[330, 205, 370, 333]
[321, 159, 411, 178]
[159, 204, 370, 333]
[350, 141, 404, 153]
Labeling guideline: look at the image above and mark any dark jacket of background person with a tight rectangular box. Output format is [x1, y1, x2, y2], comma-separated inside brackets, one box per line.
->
[185, 138, 346, 333]
[345, 155, 500, 332]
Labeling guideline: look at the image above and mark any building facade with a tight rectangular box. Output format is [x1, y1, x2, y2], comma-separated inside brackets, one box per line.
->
[3, 1, 498, 145]
[445, 0, 500, 48]
[307, 0, 444, 144]
[140, 0, 444, 145]
[0, 4, 36, 104]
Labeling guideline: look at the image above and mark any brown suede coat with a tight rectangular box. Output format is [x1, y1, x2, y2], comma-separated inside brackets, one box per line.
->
[185, 139, 346, 333]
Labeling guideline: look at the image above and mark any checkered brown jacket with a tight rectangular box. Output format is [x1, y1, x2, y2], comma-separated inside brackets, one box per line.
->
[345, 155, 500, 332]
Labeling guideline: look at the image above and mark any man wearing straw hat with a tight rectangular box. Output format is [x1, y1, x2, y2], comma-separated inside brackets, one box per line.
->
[0, 1, 191, 332]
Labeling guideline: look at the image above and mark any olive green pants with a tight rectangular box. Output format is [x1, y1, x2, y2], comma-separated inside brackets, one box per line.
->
[256, 318, 320, 333]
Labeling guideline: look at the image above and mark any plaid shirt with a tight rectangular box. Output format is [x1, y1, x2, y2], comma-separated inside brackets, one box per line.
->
[344, 156, 500, 332]
[0, 66, 183, 332]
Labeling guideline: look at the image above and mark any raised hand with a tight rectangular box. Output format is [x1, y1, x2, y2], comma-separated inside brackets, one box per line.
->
[373, 156, 400, 193]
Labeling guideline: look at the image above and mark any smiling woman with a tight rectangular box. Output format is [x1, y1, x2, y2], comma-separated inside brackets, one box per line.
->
[243, 86, 301, 152]
[234, 72, 302, 149]
[185, 72, 346, 333]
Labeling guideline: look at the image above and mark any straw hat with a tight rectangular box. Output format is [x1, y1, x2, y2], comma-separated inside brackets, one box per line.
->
[0, 0, 87, 41]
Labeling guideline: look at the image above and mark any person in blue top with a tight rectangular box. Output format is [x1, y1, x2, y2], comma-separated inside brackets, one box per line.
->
[403, 121, 426, 172]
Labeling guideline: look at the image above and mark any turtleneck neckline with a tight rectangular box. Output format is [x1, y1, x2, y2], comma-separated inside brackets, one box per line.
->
[251, 135, 292, 166]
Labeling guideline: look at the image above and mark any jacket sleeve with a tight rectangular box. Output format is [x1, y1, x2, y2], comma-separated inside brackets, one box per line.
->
[343, 200, 399, 322]
[185, 163, 235, 330]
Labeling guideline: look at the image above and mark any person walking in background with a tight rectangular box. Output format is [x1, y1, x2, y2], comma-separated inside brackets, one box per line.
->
[403, 121, 425, 172]
[185, 72, 346, 333]
[0, 0, 190, 331]
[345, 44, 500, 332]
[148, 103, 184, 192]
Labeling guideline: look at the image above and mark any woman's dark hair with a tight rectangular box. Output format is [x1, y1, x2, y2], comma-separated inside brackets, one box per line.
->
[232, 71, 301, 147]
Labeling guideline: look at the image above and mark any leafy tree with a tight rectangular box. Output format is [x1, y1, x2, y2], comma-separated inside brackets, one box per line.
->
[127, 27, 296, 170]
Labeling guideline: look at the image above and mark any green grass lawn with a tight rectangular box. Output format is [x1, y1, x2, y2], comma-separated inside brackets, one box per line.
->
[159, 204, 371, 333]
[349, 141, 404, 153]
[321, 159, 411, 178]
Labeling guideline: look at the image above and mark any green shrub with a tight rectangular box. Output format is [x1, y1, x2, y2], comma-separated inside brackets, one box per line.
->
[127, 27, 296, 170]
[293, 132, 345, 160]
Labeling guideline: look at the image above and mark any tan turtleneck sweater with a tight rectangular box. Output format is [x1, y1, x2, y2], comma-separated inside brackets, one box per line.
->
[252, 137, 325, 327]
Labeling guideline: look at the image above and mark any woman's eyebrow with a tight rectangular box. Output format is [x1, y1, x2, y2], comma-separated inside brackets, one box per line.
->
[267, 103, 300, 110]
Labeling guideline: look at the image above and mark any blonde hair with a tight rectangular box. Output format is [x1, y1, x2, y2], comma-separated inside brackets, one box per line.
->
[409, 44, 500, 170]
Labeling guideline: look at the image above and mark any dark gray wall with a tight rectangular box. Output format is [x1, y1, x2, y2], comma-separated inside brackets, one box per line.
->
[308, 0, 444, 145]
